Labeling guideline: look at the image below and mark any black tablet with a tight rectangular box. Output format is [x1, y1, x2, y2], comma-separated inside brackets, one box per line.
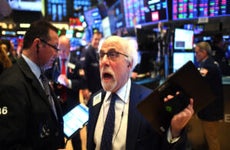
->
[63, 103, 89, 139]
[137, 61, 216, 135]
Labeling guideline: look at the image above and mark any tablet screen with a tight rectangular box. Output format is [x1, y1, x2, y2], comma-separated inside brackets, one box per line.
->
[63, 104, 89, 139]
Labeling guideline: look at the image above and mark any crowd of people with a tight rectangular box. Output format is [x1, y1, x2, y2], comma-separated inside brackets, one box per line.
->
[0, 19, 227, 150]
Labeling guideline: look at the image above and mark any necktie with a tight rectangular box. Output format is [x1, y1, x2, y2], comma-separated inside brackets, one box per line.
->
[61, 59, 66, 74]
[40, 73, 58, 119]
[100, 93, 118, 150]
[60, 59, 67, 102]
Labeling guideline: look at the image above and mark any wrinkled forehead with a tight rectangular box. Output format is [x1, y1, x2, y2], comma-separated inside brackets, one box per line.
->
[100, 36, 125, 52]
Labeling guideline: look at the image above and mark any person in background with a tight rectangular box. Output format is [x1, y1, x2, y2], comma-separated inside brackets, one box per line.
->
[81, 31, 103, 103]
[0, 39, 18, 63]
[45, 35, 86, 150]
[0, 41, 13, 74]
[211, 33, 230, 76]
[195, 41, 224, 150]
[0, 20, 65, 149]
[87, 36, 194, 150]
[46, 35, 86, 114]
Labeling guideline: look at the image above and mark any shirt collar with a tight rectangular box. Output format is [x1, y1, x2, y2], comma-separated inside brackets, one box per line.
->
[104, 79, 131, 104]
[21, 54, 41, 79]
[59, 55, 70, 62]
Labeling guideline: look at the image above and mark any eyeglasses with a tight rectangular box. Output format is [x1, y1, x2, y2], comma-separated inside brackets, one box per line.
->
[99, 49, 128, 61]
[39, 38, 60, 51]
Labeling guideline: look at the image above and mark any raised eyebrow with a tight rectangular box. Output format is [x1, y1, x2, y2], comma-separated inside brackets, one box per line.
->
[107, 48, 117, 52]
[99, 49, 105, 53]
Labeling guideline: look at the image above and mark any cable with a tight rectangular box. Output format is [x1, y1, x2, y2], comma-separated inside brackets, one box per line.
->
[113, 101, 125, 142]
[113, 83, 128, 142]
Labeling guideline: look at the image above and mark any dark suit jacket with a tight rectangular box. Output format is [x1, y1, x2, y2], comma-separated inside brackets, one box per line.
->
[87, 82, 186, 150]
[197, 57, 224, 121]
[0, 57, 65, 150]
[82, 45, 102, 94]
[45, 56, 86, 114]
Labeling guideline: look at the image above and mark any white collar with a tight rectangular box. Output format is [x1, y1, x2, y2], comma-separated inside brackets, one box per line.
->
[104, 79, 131, 104]
[21, 54, 41, 79]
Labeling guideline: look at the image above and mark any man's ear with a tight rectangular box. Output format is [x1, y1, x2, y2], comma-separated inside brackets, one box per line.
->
[127, 60, 133, 69]
[36, 44, 39, 49]
[34, 38, 40, 53]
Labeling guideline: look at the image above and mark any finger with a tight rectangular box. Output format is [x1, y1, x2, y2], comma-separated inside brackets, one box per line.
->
[164, 97, 168, 102]
[187, 99, 194, 114]
[189, 98, 194, 107]
[175, 91, 180, 95]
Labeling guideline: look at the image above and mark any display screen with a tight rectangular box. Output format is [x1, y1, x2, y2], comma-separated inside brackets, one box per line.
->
[46, 0, 67, 22]
[107, 0, 125, 34]
[183, 24, 204, 35]
[8, 0, 42, 11]
[174, 28, 194, 50]
[194, 36, 212, 43]
[172, 0, 230, 20]
[84, 7, 102, 30]
[102, 17, 112, 38]
[123, 0, 145, 28]
[63, 104, 89, 139]
[173, 52, 195, 72]
[143, 0, 168, 24]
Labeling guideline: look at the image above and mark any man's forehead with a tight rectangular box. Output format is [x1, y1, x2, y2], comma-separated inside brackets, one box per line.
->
[101, 41, 122, 51]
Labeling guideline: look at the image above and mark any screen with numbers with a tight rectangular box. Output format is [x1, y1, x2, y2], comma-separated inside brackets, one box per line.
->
[172, 0, 230, 20]
[144, 0, 169, 24]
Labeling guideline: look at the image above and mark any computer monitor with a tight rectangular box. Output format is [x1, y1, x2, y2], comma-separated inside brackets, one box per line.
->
[8, 0, 42, 11]
[102, 17, 111, 38]
[174, 28, 194, 50]
[143, 0, 168, 25]
[172, 0, 230, 20]
[173, 52, 195, 72]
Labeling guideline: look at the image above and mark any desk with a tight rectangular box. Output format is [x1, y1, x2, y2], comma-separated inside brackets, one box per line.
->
[133, 76, 161, 90]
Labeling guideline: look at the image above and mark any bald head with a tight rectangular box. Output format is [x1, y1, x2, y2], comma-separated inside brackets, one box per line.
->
[58, 35, 70, 59]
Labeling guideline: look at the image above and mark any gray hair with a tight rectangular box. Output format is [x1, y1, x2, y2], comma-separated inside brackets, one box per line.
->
[195, 41, 212, 56]
[99, 36, 139, 72]
[123, 37, 139, 71]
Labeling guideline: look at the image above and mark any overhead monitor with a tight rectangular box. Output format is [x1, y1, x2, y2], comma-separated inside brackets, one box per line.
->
[143, 0, 169, 24]
[172, 0, 230, 20]
[8, 0, 42, 12]
[46, 0, 67, 22]
[107, 0, 125, 34]
[183, 24, 204, 35]
[123, 0, 145, 28]
[84, 7, 102, 30]
[102, 17, 112, 38]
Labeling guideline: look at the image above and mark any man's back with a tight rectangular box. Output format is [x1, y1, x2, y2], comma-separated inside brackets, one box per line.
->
[83, 45, 102, 94]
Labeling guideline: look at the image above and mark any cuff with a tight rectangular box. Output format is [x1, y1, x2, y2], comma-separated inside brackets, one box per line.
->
[167, 128, 180, 143]
[67, 79, 72, 89]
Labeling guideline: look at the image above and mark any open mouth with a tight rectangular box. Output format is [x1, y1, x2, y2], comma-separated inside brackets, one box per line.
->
[102, 72, 113, 81]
